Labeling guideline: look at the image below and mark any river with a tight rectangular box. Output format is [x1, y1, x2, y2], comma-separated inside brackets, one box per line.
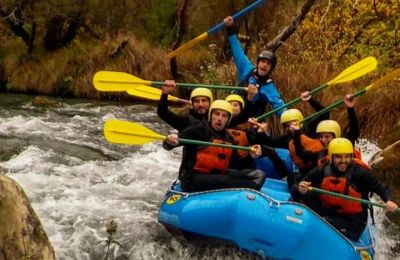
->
[0, 93, 398, 259]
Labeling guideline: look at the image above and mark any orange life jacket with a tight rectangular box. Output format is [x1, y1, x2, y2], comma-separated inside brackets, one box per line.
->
[227, 129, 249, 159]
[193, 139, 233, 174]
[289, 134, 324, 170]
[353, 148, 369, 170]
[319, 166, 363, 215]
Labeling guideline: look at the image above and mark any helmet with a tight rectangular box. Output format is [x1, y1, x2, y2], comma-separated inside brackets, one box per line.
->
[328, 138, 353, 160]
[280, 109, 303, 125]
[316, 120, 341, 138]
[225, 94, 245, 109]
[208, 100, 233, 123]
[257, 50, 277, 70]
[190, 88, 214, 103]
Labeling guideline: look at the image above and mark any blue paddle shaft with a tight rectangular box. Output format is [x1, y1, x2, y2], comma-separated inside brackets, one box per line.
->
[208, 0, 266, 35]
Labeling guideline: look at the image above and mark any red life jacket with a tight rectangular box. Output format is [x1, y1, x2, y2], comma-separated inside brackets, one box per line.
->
[193, 139, 233, 174]
[319, 166, 363, 215]
[289, 134, 324, 170]
[227, 129, 249, 159]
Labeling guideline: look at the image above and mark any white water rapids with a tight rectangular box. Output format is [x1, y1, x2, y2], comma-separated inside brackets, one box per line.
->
[0, 94, 398, 259]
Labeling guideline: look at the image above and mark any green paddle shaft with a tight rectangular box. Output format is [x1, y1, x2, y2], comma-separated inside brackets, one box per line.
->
[255, 83, 328, 121]
[149, 81, 246, 90]
[178, 138, 252, 151]
[302, 88, 366, 122]
[309, 187, 400, 213]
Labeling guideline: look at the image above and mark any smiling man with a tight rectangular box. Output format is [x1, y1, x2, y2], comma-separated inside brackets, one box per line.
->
[157, 80, 213, 131]
[163, 100, 266, 192]
[298, 138, 398, 240]
[223, 16, 286, 118]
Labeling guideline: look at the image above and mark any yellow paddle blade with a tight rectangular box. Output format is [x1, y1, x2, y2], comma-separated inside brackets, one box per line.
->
[126, 86, 189, 103]
[166, 32, 208, 59]
[104, 119, 166, 145]
[327, 56, 377, 86]
[93, 71, 151, 91]
[126, 87, 162, 101]
[365, 68, 400, 91]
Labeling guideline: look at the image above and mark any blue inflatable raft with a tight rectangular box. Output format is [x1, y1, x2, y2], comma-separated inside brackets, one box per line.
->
[255, 148, 298, 179]
[158, 179, 375, 259]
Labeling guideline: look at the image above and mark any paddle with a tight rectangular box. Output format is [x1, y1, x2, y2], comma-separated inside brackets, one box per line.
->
[93, 71, 190, 104]
[166, 0, 266, 59]
[302, 68, 400, 123]
[255, 56, 378, 121]
[126, 86, 190, 104]
[308, 187, 400, 213]
[104, 119, 253, 151]
[93, 71, 246, 90]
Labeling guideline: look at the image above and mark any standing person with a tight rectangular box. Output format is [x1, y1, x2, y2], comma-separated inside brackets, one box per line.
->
[298, 138, 398, 240]
[157, 80, 213, 131]
[223, 16, 286, 118]
[163, 100, 266, 192]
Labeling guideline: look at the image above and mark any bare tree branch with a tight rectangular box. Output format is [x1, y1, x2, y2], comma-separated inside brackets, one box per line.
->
[320, 0, 332, 26]
[266, 0, 316, 52]
[170, 0, 189, 79]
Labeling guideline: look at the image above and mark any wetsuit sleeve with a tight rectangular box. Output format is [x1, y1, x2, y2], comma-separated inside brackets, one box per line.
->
[261, 145, 290, 178]
[162, 124, 202, 151]
[301, 167, 324, 186]
[304, 98, 330, 137]
[292, 131, 320, 166]
[256, 132, 290, 149]
[157, 93, 190, 131]
[228, 34, 254, 84]
[253, 82, 286, 117]
[356, 168, 394, 202]
[344, 107, 360, 146]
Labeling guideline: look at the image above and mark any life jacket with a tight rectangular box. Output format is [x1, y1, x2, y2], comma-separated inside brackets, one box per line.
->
[319, 165, 363, 215]
[193, 139, 233, 174]
[227, 129, 249, 159]
[317, 149, 329, 167]
[289, 134, 324, 170]
[353, 148, 369, 170]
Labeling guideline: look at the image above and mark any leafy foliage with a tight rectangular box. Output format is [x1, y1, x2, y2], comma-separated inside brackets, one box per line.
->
[1, 0, 399, 139]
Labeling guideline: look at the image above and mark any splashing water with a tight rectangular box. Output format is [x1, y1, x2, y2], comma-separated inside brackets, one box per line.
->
[0, 94, 398, 259]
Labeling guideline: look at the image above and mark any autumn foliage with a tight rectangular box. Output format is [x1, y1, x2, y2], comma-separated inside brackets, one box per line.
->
[0, 0, 399, 140]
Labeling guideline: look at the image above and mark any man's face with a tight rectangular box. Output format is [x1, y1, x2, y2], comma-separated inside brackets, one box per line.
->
[211, 109, 230, 131]
[318, 132, 335, 148]
[283, 120, 300, 133]
[229, 101, 242, 116]
[332, 154, 353, 172]
[257, 59, 272, 77]
[192, 96, 210, 115]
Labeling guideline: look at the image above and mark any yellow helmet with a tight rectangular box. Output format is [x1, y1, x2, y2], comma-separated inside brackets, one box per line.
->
[208, 99, 233, 123]
[190, 88, 213, 103]
[316, 120, 341, 138]
[328, 138, 353, 160]
[280, 109, 303, 125]
[225, 94, 245, 109]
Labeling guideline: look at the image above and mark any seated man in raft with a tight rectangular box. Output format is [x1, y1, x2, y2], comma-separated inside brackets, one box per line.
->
[298, 138, 398, 240]
[163, 100, 266, 192]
